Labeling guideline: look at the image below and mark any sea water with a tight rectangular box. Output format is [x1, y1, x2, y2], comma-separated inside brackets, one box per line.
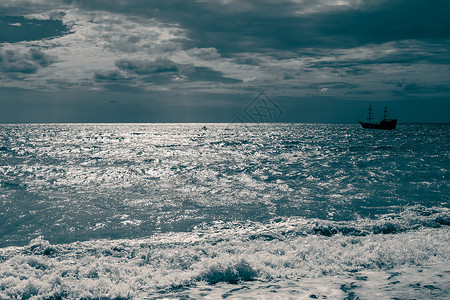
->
[0, 123, 448, 299]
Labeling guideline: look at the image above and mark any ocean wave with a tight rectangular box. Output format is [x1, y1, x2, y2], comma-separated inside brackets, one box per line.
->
[1, 124, 449, 298]
[1, 206, 448, 299]
[196, 205, 450, 238]
[1, 124, 448, 249]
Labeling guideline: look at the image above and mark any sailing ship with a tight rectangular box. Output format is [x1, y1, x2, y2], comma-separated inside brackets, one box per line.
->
[359, 105, 397, 130]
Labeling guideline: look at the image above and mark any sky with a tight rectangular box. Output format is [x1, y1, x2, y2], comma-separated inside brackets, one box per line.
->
[0, 0, 449, 123]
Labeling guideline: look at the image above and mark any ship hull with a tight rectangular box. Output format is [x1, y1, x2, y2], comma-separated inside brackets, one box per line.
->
[359, 119, 397, 130]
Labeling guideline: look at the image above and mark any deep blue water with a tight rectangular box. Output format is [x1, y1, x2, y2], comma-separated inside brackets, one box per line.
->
[0, 123, 448, 299]
[0, 123, 448, 247]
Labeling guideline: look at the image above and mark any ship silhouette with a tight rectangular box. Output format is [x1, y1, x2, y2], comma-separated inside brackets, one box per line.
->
[359, 105, 397, 130]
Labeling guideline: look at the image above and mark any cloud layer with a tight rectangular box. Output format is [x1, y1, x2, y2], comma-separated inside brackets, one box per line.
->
[0, 0, 449, 122]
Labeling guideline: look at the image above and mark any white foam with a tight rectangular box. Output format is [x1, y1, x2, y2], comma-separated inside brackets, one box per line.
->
[1, 223, 448, 299]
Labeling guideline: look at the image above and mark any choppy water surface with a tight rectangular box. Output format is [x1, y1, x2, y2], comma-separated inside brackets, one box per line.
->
[0, 123, 449, 299]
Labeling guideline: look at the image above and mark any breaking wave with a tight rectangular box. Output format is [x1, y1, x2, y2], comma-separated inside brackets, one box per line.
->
[1, 206, 448, 299]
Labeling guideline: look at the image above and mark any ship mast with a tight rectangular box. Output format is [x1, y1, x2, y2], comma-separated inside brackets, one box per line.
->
[367, 104, 373, 123]
[383, 106, 388, 120]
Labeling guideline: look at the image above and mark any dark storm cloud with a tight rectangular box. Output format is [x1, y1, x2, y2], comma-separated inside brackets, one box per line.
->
[116, 58, 180, 75]
[64, 0, 450, 53]
[306, 1, 450, 46]
[3, 1, 450, 58]
[1, 0, 450, 123]
[392, 83, 450, 96]
[94, 58, 239, 86]
[0, 16, 68, 43]
[112, 58, 185, 85]
[94, 58, 183, 86]
[187, 67, 241, 84]
[0, 48, 57, 74]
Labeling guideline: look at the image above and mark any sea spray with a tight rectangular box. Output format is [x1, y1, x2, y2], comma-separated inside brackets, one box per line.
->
[1, 210, 449, 299]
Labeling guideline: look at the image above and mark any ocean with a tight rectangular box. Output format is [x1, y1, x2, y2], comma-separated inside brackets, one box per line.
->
[0, 123, 449, 299]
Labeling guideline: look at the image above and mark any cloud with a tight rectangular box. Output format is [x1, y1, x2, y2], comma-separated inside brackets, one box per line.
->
[3, 0, 450, 53]
[186, 47, 221, 60]
[93, 70, 131, 82]
[116, 58, 180, 75]
[0, 48, 57, 74]
[1, 0, 450, 121]
[185, 67, 241, 84]
[0, 0, 66, 16]
[94, 57, 240, 88]
[96, 0, 449, 53]
[392, 82, 450, 96]
[0, 15, 68, 43]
